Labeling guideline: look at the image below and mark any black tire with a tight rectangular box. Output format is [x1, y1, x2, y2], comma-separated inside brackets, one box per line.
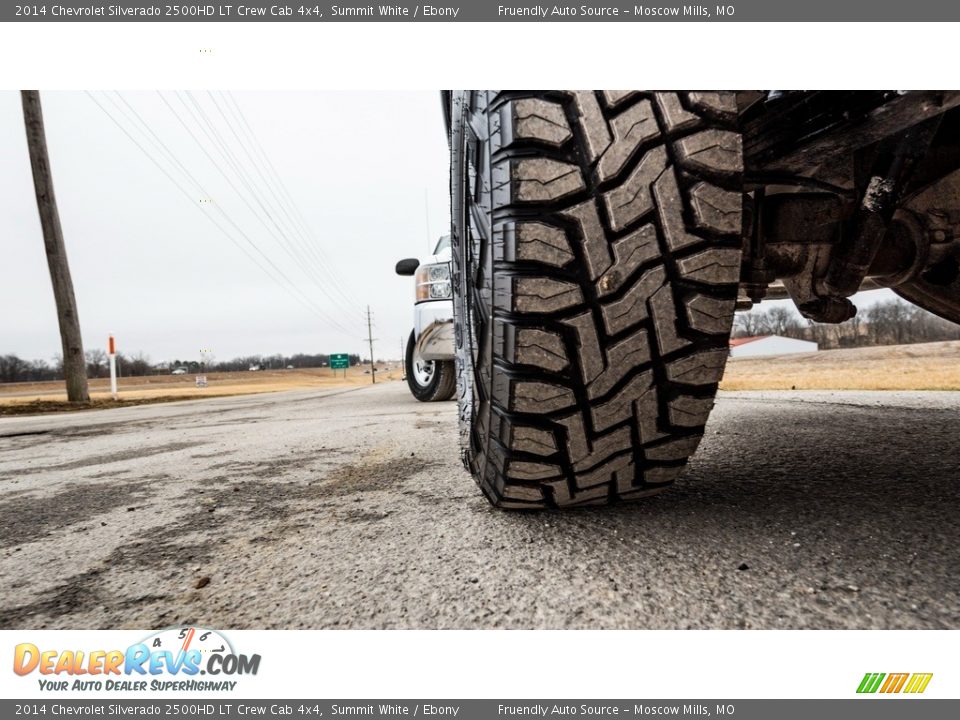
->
[405, 329, 456, 402]
[891, 178, 960, 325]
[450, 91, 743, 508]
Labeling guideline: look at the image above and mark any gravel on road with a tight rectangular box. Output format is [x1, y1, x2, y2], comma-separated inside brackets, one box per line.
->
[1, 383, 957, 629]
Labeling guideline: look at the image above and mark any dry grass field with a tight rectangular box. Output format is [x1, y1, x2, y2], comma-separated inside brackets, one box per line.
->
[2, 341, 956, 416]
[720, 340, 960, 391]
[0, 365, 402, 415]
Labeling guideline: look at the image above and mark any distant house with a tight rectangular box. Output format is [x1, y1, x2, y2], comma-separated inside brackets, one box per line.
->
[729, 335, 818, 358]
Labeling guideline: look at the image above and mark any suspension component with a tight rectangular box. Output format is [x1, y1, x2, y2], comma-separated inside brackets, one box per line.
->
[819, 117, 941, 299]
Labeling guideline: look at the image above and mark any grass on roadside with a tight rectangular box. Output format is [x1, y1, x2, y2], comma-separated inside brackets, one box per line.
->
[720, 340, 960, 391]
[0, 367, 403, 416]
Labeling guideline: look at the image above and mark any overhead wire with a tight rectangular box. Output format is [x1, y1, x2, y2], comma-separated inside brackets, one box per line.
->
[200, 91, 362, 312]
[206, 92, 315, 268]
[173, 91, 354, 314]
[85, 91, 356, 336]
[157, 92, 335, 298]
[222, 91, 364, 309]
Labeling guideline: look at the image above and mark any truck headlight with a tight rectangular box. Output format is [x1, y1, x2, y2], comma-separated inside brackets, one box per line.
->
[415, 262, 452, 302]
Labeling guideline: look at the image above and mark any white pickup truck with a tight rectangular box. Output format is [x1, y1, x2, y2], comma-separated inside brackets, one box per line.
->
[395, 235, 456, 401]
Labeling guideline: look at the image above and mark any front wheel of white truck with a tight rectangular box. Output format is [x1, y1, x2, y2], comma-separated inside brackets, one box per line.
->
[405, 329, 456, 402]
[450, 91, 744, 508]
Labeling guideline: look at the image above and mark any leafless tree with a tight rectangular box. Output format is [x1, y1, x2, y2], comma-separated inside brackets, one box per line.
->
[0, 355, 29, 383]
[765, 305, 804, 336]
[733, 310, 770, 337]
[85, 349, 108, 378]
[127, 352, 153, 376]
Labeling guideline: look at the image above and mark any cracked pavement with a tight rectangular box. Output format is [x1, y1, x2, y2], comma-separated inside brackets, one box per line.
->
[1, 384, 957, 629]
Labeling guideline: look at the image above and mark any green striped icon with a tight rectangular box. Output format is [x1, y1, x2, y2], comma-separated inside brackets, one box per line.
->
[857, 672, 933, 694]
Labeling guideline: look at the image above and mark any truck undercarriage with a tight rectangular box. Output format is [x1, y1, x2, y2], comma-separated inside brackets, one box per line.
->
[738, 90, 960, 323]
[444, 90, 960, 508]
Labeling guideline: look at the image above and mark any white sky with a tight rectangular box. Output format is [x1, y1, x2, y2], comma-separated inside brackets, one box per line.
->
[1, 90, 896, 366]
[748, 288, 895, 316]
[1, 91, 450, 365]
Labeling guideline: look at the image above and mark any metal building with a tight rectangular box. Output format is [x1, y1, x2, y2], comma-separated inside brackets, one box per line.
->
[729, 335, 819, 358]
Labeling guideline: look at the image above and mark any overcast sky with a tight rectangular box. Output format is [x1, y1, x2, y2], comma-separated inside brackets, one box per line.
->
[2, 91, 896, 366]
[1, 91, 450, 364]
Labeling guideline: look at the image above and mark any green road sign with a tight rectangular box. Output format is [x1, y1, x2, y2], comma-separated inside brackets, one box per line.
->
[330, 353, 349, 370]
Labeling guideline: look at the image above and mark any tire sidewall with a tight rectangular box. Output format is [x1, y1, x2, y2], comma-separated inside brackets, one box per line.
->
[405, 329, 453, 402]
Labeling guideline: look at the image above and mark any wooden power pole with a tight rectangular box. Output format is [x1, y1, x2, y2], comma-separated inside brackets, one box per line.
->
[365, 305, 377, 384]
[21, 90, 89, 403]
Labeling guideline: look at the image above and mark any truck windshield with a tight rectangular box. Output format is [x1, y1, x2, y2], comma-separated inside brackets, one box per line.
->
[433, 235, 451, 254]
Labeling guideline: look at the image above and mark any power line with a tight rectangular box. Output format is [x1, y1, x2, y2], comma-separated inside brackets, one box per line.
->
[173, 91, 357, 317]
[159, 92, 333, 293]
[90, 91, 332, 324]
[104, 92, 207, 199]
[223, 91, 363, 309]
[207, 92, 322, 279]
[154, 90, 360, 328]
[221, 90, 360, 307]
[424, 189, 433, 254]
[180, 92, 361, 319]
[85, 91, 356, 336]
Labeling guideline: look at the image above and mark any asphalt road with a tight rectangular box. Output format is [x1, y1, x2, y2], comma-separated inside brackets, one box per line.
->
[1, 383, 957, 629]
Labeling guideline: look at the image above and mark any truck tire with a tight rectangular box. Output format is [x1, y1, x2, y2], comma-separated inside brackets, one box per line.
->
[450, 91, 743, 508]
[405, 329, 456, 402]
[891, 172, 960, 325]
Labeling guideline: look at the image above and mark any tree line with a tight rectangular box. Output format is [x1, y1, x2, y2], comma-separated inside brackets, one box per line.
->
[187, 353, 363, 373]
[0, 351, 364, 384]
[8, 297, 953, 384]
[733, 297, 960, 349]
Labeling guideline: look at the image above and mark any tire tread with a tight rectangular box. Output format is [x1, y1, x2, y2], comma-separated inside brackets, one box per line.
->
[452, 91, 742, 508]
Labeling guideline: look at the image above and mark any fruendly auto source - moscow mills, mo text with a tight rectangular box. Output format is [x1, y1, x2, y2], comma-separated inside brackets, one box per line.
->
[498, 5, 725, 17]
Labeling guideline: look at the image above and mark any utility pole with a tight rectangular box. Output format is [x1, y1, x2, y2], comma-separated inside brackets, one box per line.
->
[424, 188, 432, 253]
[21, 90, 89, 403]
[365, 305, 377, 384]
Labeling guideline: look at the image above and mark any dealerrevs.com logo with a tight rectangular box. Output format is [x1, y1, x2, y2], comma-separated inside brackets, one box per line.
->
[13, 627, 260, 693]
[857, 673, 933, 694]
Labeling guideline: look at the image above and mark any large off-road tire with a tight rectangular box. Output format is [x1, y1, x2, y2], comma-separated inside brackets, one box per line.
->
[891, 171, 960, 324]
[405, 329, 456, 402]
[450, 91, 743, 508]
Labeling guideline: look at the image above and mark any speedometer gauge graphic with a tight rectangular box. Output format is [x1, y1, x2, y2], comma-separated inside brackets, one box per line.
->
[141, 627, 234, 659]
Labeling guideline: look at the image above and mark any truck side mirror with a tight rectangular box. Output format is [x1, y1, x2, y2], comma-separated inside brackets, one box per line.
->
[395, 258, 420, 276]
